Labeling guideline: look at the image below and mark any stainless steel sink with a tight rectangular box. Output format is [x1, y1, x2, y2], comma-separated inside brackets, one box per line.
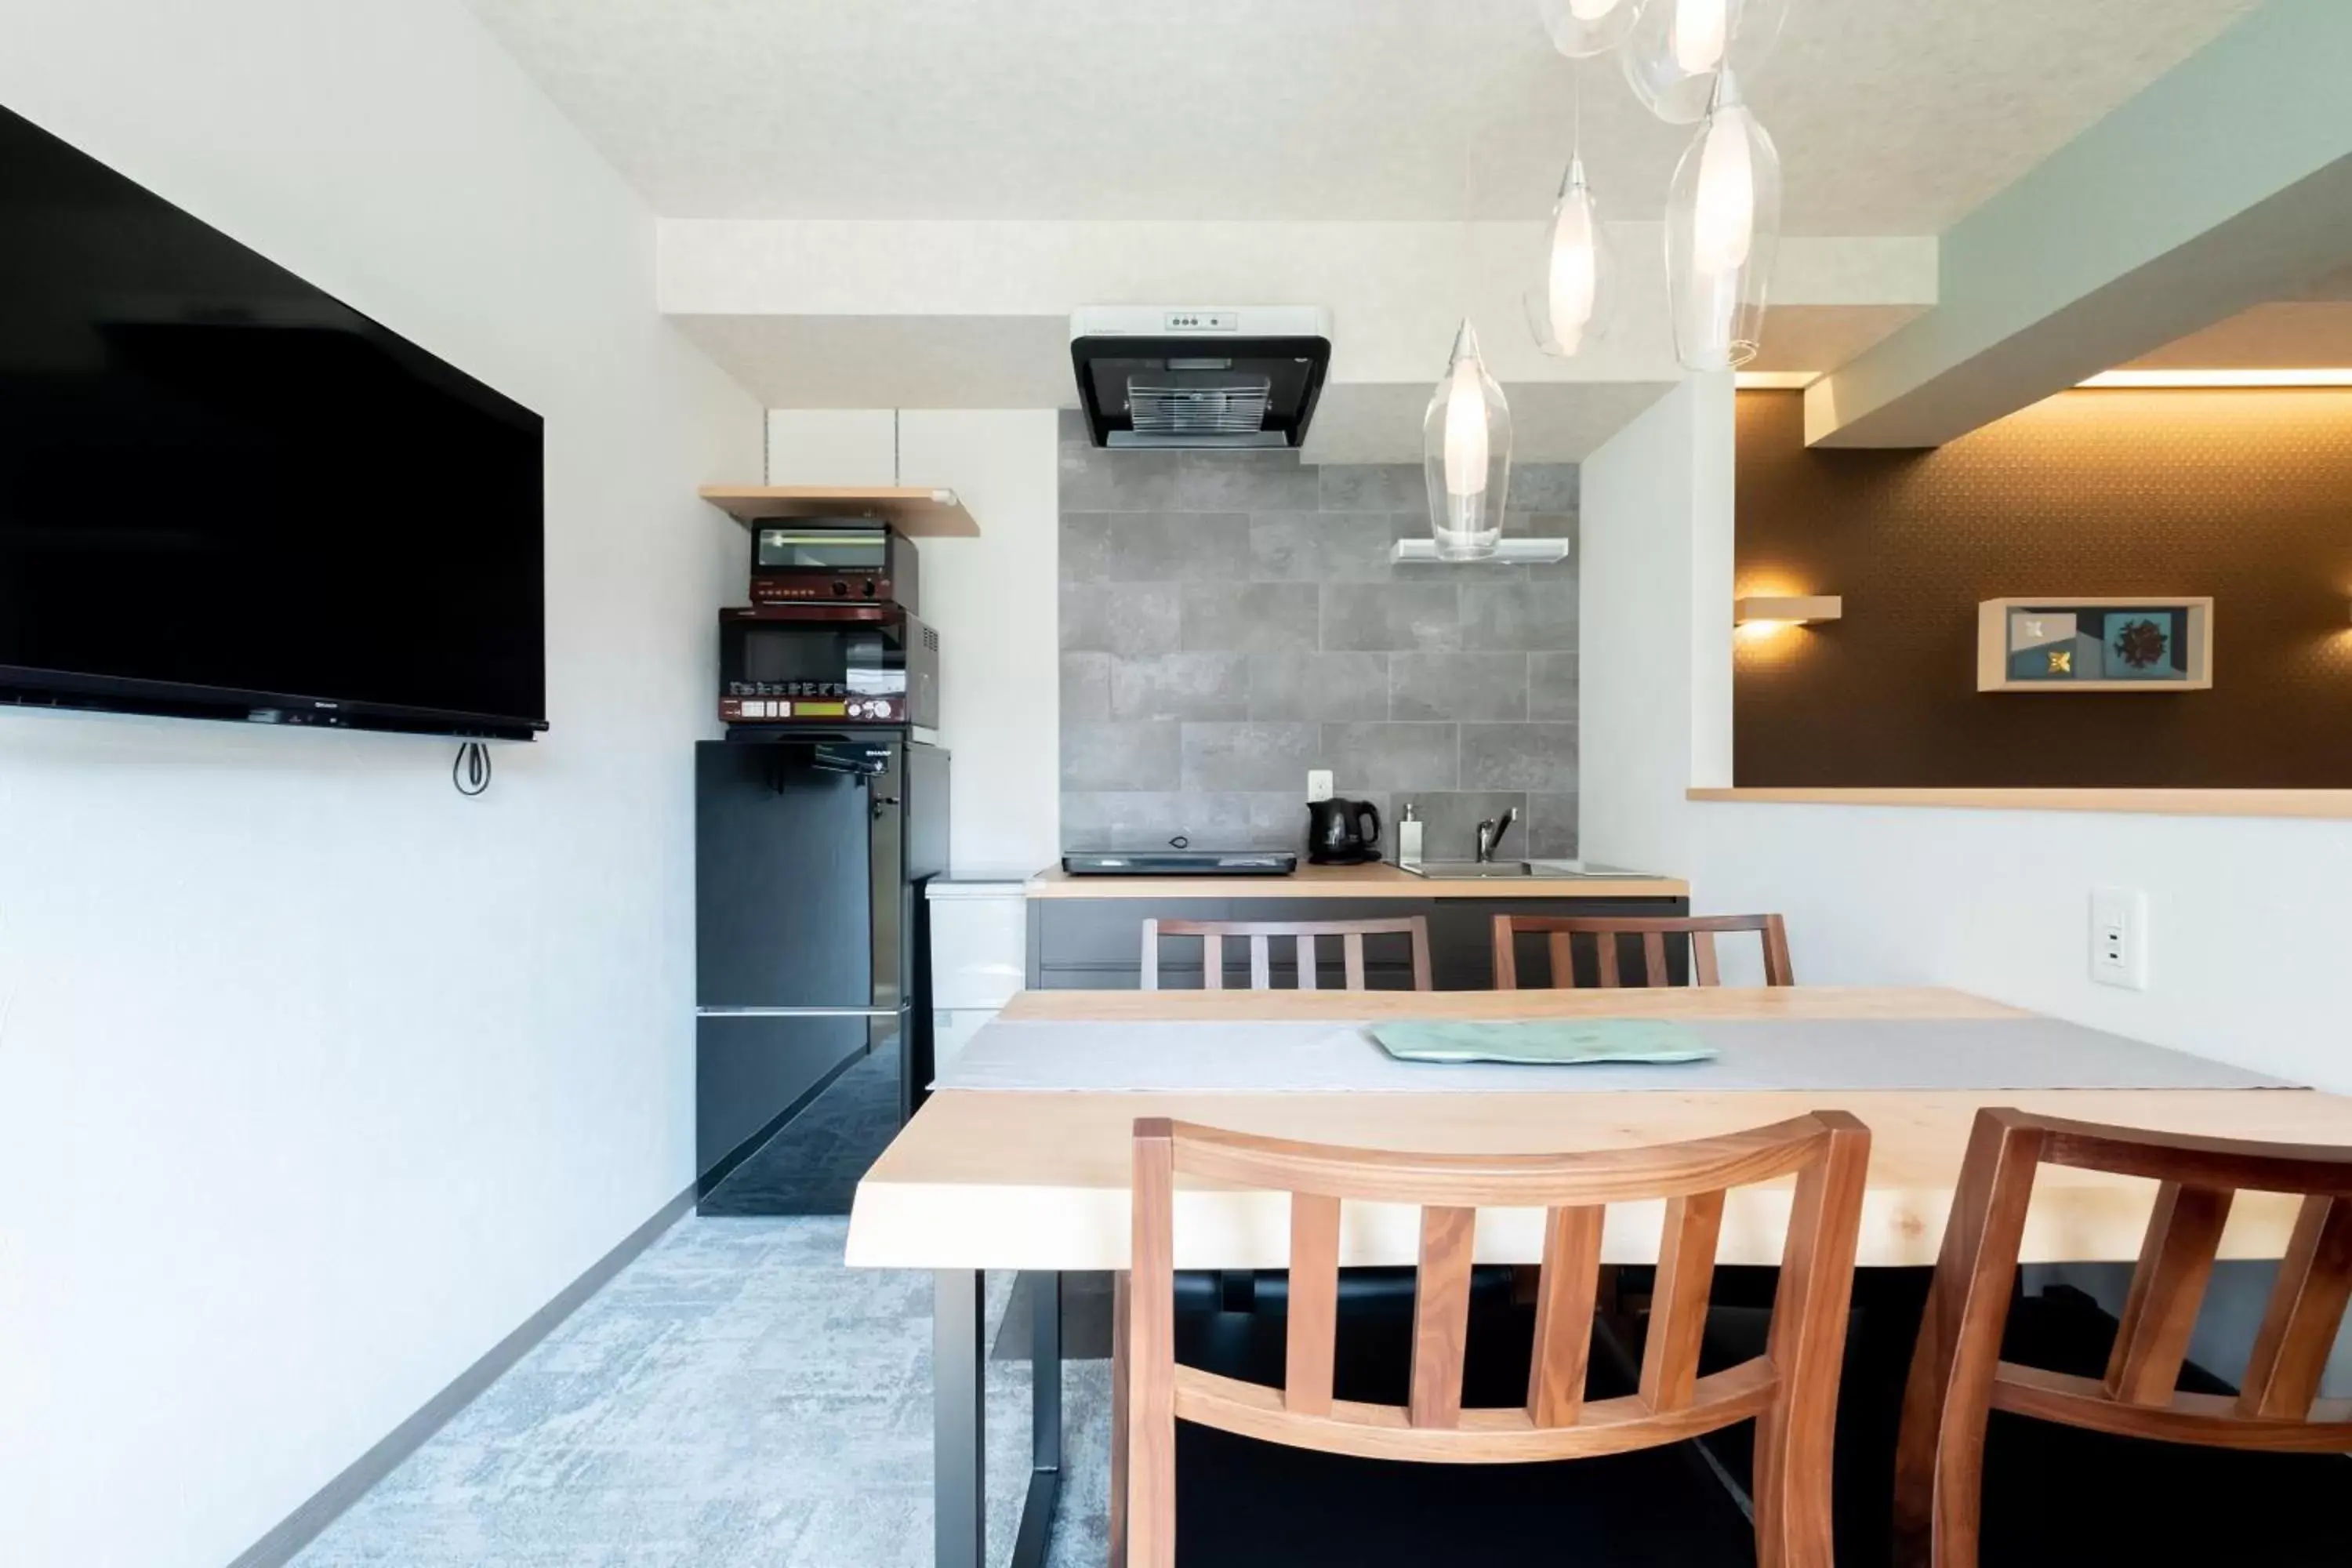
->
[1398, 858, 1666, 880]
[1399, 859, 1539, 878]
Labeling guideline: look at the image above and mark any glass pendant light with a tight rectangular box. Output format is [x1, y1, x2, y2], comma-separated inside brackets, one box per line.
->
[1665, 69, 1781, 370]
[1525, 154, 1617, 358]
[1621, 0, 1788, 124]
[1525, 64, 1617, 359]
[1537, 0, 1642, 59]
[1423, 321, 1513, 561]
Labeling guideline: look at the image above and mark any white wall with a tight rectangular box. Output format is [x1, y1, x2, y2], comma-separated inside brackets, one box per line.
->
[0, 5, 760, 1566]
[764, 409, 1062, 875]
[1577, 373, 1728, 877]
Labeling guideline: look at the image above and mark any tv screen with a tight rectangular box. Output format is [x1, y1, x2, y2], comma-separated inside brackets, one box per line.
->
[0, 103, 546, 740]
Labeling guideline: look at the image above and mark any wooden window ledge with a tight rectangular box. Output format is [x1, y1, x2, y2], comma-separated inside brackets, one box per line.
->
[1686, 787, 2352, 820]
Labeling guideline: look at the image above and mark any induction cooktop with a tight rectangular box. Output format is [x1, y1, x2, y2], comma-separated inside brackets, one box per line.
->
[1061, 851, 1298, 876]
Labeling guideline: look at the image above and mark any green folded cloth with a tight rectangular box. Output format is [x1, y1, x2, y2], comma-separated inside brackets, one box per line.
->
[1370, 1019, 1717, 1067]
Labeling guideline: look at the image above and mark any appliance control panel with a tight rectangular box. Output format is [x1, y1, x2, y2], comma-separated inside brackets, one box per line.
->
[751, 575, 893, 604]
[722, 692, 905, 724]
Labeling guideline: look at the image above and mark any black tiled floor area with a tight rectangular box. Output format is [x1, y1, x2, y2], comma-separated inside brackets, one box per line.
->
[698, 1047, 903, 1218]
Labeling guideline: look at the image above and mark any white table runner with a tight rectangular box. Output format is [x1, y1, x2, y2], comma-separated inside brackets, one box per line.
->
[935, 1017, 2293, 1094]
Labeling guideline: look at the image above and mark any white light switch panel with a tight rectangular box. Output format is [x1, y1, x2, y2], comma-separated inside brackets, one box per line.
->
[2090, 887, 2148, 990]
[1305, 770, 1334, 803]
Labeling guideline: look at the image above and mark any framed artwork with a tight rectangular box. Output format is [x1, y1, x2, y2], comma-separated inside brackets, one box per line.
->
[1977, 597, 2212, 692]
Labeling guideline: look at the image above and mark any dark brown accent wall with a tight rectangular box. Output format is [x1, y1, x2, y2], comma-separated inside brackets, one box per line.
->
[1734, 388, 2352, 787]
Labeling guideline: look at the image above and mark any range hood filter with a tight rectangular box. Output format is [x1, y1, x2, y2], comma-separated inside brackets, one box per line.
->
[1070, 306, 1332, 450]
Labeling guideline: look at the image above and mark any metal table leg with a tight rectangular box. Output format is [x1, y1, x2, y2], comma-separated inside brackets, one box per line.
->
[1011, 1270, 1064, 1568]
[935, 1269, 985, 1568]
[934, 1269, 1065, 1568]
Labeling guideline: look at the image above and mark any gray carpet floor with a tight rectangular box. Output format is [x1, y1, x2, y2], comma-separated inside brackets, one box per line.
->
[289, 1217, 1112, 1568]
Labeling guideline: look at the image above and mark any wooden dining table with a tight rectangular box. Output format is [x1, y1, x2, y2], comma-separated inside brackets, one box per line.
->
[846, 984, 2352, 1568]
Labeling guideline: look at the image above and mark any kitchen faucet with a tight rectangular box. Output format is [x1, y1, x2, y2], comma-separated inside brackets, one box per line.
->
[1474, 806, 1518, 863]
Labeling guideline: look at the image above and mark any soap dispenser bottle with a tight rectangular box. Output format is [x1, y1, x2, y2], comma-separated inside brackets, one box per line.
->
[1398, 801, 1424, 866]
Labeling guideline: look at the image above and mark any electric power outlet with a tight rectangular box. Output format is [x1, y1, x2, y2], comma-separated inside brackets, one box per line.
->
[2089, 887, 2149, 990]
[1305, 769, 1334, 804]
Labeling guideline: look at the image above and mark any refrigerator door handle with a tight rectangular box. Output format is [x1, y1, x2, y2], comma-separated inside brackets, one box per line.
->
[695, 1006, 903, 1019]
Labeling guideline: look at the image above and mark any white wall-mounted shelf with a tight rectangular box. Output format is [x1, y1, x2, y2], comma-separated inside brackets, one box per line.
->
[1977, 597, 2212, 691]
[699, 485, 979, 537]
[1390, 538, 1570, 565]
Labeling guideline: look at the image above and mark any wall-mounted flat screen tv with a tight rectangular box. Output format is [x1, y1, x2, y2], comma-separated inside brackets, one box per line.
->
[0, 103, 546, 740]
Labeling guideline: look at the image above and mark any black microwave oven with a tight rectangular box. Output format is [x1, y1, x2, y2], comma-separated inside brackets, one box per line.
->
[717, 604, 939, 731]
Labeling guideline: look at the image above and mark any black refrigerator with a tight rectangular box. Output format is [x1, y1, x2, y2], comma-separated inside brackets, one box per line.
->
[693, 732, 949, 1214]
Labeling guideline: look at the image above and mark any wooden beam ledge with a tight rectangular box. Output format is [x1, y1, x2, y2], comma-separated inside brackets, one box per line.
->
[1686, 787, 2352, 820]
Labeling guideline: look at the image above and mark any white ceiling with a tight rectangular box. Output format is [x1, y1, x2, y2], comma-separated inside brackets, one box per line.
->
[466, 0, 2254, 233]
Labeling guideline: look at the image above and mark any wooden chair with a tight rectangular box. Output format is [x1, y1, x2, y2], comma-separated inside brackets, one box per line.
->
[1491, 912, 1795, 989]
[1895, 1107, 2352, 1568]
[1142, 916, 1433, 992]
[1112, 1109, 1872, 1568]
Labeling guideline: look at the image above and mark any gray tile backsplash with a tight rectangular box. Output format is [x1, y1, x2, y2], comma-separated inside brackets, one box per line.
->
[1060, 583, 1179, 656]
[1319, 583, 1466, 653]
[1178, 582, 1320, 653]
[1390, 654, 1531, 722]
[1109, 652, 1250, 721]
[1058, 411, 1578, 859]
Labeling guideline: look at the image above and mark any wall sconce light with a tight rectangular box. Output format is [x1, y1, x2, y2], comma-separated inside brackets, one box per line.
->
[1734, 594, 1842, 629]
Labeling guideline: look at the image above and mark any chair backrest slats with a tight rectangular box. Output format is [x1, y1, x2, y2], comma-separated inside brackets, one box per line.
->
[1128, 1122, 1180, 1565]
[1640, 1189, 1726, 1413]
[1896, 1107, 2352, 1568]
[1527, 1204, 1604, 1426]
[1409, 1205, 1478, 1428]
[1490, 913, 1793, 990]
[1123, 1110, 1869, 1568]
[1693, 930, 1722, 985]
[1548, 931, 1578, 989]
[1142, 916, 1433, 993]
[2103, 1181, 2233, 1406]
[2240, 1194, 2352, 1421]
[1284, 1191, 1341, 1416]
[1126, 1112, 1866, 1471]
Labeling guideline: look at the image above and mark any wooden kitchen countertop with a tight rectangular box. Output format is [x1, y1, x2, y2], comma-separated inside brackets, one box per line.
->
[1025, 862, 1690, 900]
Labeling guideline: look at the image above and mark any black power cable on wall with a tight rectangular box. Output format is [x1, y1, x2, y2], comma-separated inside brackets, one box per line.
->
[452, 741, 492, 798]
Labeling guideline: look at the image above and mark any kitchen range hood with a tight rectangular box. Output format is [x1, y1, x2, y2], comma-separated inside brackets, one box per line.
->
[1069, 306, 1331, 449]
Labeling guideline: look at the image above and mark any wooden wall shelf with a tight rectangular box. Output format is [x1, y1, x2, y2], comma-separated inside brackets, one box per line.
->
[699, 486, 979, 537]
[1978, 597, 2212, 691]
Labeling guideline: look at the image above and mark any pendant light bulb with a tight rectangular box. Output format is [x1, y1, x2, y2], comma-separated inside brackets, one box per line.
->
[1539, 0, 1641, 59]
[1443, 360, 1488, 498]
[1422, 321, 1512, 562]
[1672, 0, 1729, 73]
[1666, 70, 1781, 371]
[1691, 111, 1755, 272]
[1622, 0, 1788, 124]
[1524, 154, 1617, 358]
